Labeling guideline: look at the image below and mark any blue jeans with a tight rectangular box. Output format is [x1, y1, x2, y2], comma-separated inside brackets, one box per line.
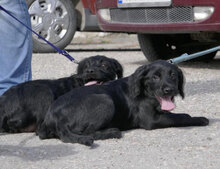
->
[0, 0, 32, 96]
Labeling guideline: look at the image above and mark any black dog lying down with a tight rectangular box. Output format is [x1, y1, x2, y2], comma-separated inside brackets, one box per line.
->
[0, 55, 123, 133]
[38, 60, 209, 146]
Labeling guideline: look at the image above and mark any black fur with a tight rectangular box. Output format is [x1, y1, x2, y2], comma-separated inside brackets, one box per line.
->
[38, 60, 209, 146]
[0, 55, 123, 133]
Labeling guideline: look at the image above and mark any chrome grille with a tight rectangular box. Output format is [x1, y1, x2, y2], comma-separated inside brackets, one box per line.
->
[110, 6, 194, 24]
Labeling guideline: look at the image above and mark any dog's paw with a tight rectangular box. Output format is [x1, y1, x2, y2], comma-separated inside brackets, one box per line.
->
[38, 131, 48, 139]
[79, 136, 94, 146]
[193, 117, 209, 126]
[108, 128, 122, 139]
[37, 125, 49, 139]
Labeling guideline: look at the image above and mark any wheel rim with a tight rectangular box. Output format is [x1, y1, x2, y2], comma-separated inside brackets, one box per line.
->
[28, 0, 70, 44]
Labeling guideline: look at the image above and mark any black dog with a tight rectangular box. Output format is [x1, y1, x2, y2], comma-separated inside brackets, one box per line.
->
[0, 55, 123, 133]
[38, 60, 209, 146]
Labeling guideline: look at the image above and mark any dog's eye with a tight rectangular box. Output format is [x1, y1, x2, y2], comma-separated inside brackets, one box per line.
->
[170, 73, 176, 79]
[152, 75, 160, 81]
[83, 65, 88, 69]
[101, 64, 108, 68]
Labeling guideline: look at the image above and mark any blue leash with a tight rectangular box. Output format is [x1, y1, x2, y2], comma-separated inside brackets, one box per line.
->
[168, 45, 220, 64]
[0, 5, 78, 64]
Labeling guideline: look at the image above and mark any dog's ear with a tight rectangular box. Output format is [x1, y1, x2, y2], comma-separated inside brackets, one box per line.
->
[110, 59, 123, 79]
[130, 65, 149, 98]
[177, 67, 185, 99]
[77, 59, 87, 75]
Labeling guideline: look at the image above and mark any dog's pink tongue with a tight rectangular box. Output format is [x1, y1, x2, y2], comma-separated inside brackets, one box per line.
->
[160, 97, 175, 111]
[85, 81, 98, 86]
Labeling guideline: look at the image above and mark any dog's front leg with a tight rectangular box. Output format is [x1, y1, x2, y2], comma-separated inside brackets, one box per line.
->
[140, 112, 209, 130]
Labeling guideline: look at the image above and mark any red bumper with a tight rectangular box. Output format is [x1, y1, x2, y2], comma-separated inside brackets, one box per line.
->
[96, 0, 220, 33]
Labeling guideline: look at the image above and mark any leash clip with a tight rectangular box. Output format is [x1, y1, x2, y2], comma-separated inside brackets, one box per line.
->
[60, 50, 79, 64]
[167, 59, 174, 64]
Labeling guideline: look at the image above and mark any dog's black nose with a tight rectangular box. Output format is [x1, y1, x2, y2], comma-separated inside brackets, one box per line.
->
[163, 87, 173, 94]
[86, 68, 94, 74]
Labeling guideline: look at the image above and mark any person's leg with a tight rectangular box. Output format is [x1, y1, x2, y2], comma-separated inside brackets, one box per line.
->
[0, 0, 32, 96]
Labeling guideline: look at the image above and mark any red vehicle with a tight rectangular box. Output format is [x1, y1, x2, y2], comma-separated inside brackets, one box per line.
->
[27, 0, 220, 61]
[96, 0, 220, 61]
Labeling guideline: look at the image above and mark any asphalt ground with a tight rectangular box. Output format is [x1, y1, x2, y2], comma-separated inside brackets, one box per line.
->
[0, 33, 220, 169]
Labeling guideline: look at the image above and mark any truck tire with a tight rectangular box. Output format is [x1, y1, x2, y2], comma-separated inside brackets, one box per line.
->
[137, 34, 176, 62]
[138, 34, 217, 62]
[26, 0, 76, 53]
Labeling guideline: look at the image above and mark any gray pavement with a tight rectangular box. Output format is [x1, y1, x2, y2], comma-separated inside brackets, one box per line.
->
[0, 33, 220, 169]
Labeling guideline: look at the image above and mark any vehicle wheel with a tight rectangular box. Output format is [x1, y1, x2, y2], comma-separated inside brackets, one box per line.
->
[26, 0, 76, 53]
[138, 34, 217, 62]
[137, 34, 178, 62]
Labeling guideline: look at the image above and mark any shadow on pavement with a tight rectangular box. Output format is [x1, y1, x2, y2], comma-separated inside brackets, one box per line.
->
[179, 58, 220, 70]
[185, 79, 220, 96]
[0, 134, 77, 161]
